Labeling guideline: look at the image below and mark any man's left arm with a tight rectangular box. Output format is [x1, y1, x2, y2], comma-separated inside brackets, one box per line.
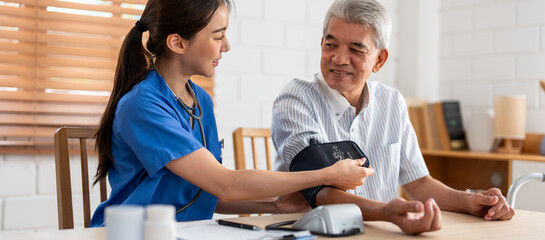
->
[403, 175, 515, 220]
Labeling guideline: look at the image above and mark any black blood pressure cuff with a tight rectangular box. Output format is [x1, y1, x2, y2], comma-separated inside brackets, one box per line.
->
[289, 139, 370, 208]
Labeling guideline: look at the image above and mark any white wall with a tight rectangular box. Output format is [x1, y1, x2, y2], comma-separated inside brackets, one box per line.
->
[439, 0, 545, 130]
[0, 154, 102, 231]
[398, 0, 440, 101]
[2, 0, 545, 232]
[439, 0, 545, 212]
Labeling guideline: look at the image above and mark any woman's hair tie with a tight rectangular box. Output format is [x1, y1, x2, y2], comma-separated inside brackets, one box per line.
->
[135, 21, 148, 32]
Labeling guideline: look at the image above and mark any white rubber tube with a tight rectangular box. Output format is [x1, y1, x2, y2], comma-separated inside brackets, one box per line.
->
[506, 172, 545, 208]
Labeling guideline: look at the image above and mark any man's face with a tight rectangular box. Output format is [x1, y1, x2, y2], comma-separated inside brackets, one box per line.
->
[320, 17, 387, 98]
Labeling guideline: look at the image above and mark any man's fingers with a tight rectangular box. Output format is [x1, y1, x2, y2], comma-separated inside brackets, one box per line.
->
[498, 207, 515, 220]
[419, 199, 435, 230]
[430, 199, 442, 231]
[410, 201, 424, 213]
[395, 199, 424, 214]
[488, 204, 505, 220]
[484, 205, 498, 220]
[488, 204, 512, 220]
[477, 194, 498, 207]
[484, 195, 508, 220]
[389, 198, 443, 235]
[413, 201, 424, 213]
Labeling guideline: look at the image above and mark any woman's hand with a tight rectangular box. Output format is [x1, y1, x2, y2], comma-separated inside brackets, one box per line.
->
[325, 158, 374, 190]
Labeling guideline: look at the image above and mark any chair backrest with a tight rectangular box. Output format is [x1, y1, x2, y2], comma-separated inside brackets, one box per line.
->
[232, 127, 273, 217]
[232, 127, 273, 171]
[54, 126, 107, 229]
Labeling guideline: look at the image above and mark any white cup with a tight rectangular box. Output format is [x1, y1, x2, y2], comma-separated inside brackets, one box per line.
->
[105, 205, 145, 240]
[144, 205, 176, 240]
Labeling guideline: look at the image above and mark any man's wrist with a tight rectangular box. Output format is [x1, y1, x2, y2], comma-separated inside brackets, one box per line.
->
[315, 187, 341, 206]
[377, 200, 392, 221]
[461, 191, 474, 213]
[314, 187, 328, 206]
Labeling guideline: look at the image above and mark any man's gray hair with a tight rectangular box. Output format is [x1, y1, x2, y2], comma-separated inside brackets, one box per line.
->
[323, 0, 391, 49]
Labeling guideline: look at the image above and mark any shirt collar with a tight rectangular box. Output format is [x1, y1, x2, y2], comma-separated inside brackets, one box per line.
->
[316, 73, 371, 119]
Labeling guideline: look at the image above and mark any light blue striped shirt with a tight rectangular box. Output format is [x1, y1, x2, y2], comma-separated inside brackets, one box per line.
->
[272, 73, 429, 202]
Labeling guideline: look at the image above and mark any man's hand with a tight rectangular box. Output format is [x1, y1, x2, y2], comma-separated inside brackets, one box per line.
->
[385, 198, 442, 235]
[274, 191, 311, 213]
[466, 188, 515, 221]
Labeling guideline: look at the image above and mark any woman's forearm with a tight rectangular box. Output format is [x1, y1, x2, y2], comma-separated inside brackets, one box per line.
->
[166, 148, 330, 201]
[167, 148, 370, 202]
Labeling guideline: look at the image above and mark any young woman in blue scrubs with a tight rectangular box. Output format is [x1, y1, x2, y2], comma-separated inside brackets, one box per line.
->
[90, 0, 374, 226]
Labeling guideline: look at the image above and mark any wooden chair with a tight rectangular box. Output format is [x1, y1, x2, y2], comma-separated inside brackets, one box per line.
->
[232, 127, 273, 217]
[54, 126, 107, 229]
[232, 127, 273, 171]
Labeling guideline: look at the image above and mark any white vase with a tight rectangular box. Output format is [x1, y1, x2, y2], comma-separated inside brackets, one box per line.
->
[467, 109, 494, 152]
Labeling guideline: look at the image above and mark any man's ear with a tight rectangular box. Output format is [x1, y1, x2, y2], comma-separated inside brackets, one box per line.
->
[372, 48, 389, 73]
[165, 33, 187, 55]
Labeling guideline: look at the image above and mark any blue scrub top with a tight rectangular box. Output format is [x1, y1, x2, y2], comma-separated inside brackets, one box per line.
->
[90, 70, 222, 227]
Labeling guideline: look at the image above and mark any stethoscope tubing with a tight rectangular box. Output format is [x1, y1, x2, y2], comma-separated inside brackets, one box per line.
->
[152, 63, 207, 214]
[174, 96, 206, 214]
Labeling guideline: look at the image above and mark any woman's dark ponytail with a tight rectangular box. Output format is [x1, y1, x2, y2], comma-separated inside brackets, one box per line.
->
[93, 24, 150, 185]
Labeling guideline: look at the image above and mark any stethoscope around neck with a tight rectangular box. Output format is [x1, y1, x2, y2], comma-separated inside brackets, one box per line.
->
[153, 63, 205, 214]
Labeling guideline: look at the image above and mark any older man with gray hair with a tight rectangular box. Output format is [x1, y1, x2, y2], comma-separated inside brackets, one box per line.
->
[272, 0, 514, 235]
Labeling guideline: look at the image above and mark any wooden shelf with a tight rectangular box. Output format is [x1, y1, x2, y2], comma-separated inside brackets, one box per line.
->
[422, 149, 545, 162]
[421, 149, 545, 195]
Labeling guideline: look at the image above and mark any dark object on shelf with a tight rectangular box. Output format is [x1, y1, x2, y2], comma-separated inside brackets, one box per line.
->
[441, 101, 468, 150]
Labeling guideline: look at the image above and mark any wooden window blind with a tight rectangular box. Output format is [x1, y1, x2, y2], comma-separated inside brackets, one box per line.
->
[0, 0, 215, 153]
